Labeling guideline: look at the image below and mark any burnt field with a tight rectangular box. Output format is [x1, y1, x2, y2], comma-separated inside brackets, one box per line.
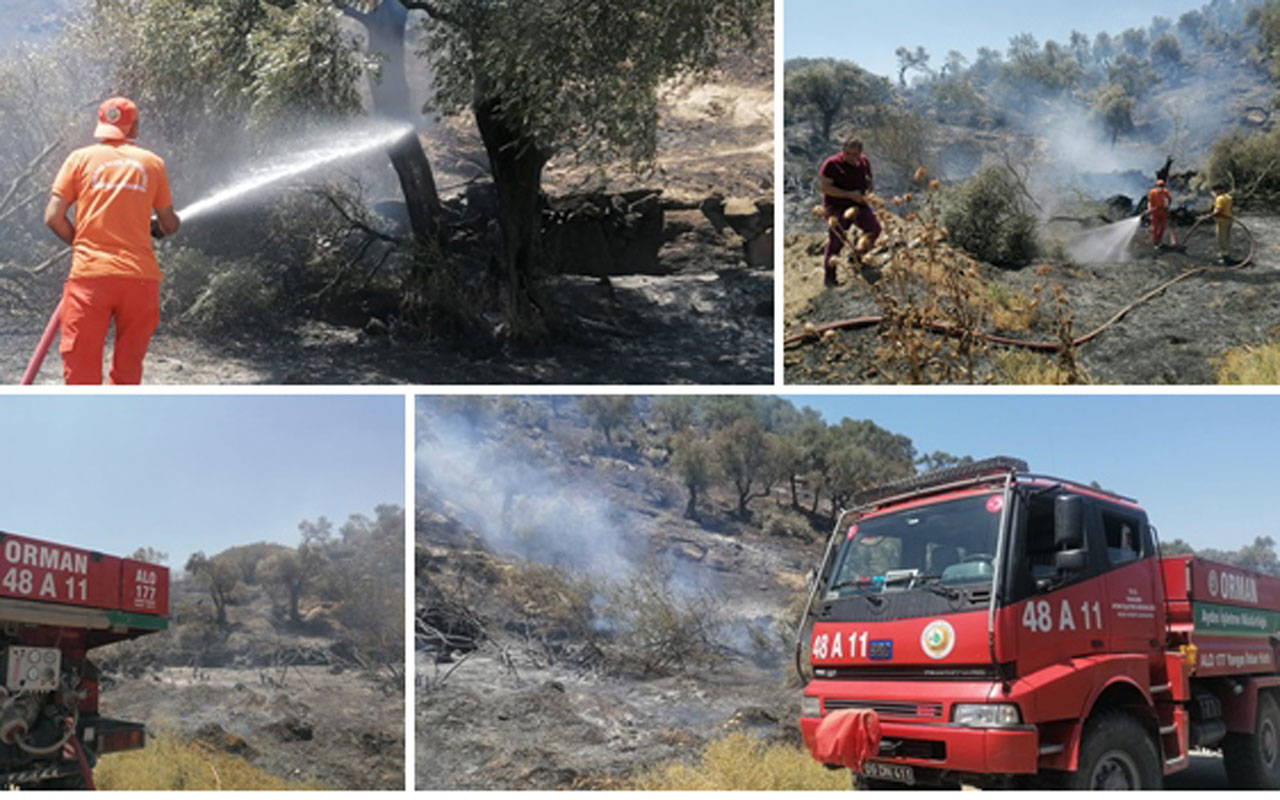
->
[784, 208, 1280, 385]
[415, 397, 833, 789]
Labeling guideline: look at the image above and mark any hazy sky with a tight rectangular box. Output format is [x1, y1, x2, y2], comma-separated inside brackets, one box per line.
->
[0, 395, 404, 570]
[781, 393, 1275, 553]
[785, 0, 1210, 79]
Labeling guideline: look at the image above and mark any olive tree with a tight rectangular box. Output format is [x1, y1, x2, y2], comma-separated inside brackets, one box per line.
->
[407, 0, 768, 338]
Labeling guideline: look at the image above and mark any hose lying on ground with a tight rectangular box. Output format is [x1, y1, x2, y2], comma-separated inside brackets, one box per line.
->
[786, 217, 1256, 352]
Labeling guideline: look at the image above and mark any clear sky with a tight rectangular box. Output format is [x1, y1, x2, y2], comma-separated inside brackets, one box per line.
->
[0, 395, 404, 570]
[781, 394, 1275, 552]
[785, 0, 1209, 79]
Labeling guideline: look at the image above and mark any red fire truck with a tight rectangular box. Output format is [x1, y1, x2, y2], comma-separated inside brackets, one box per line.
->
[797, 458, 1280, 789]
[0, 529, 168, 788]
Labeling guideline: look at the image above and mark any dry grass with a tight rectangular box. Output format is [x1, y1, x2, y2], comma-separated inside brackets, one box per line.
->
[95, 732, 319, 790]
[1214, 339, 1280, 384]
[632, 732, 849, 790]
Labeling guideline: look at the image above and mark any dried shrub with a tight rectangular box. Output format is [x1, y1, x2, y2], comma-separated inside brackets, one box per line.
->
[181, 265, 279, 336]
[500, 562, 602, 668]
[633, 732, 848, 790]
[598, 562, 727, 677]
[756, 504, 812, 540]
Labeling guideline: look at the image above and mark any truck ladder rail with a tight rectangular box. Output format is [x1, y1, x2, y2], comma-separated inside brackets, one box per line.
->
[853, 456, 1028, 507]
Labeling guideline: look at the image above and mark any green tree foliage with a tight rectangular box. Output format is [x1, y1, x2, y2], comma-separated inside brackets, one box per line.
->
[1120, 27, 1150, 58]
[1199, 536, 1280, 577]
[1092, 31, 1116, 66]
[894, 45, 932, 88]
[1179, 9, 1210, 43]
[1249, 1, 1280, 81]
[1150, 33, 1184, 72]
[671, 432, 718, 520]
[916, 451, 975, 473]
[784, 59, 891, 142]
[939, 166, 1039, 268]
[83, 0, 362, 178]
[713, 417, 782, 519]
[184, 551, 240, 627]
[129, 547, 169, 565]
[650, 396, 698, 439]
[414, 0, 767, 338]
[865, 107, 934, 185]
[1092, 83, 1137, 145]
[1159, 538, 1196, 556]
[1200, 125, 1280, 207]
[1107, 53, 1159, 98]
[257, 545, 327, 624]
[578, 395, 636, 448]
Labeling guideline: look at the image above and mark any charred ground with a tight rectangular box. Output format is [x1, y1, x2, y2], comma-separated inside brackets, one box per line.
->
[413, 396, 898, 789]
[784, 0, 1280, 384]
[92, 507, 404, 790]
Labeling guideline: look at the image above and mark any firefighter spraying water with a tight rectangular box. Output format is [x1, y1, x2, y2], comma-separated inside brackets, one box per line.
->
[23, 101, 415, 386]
[796, 457, 1280, 789]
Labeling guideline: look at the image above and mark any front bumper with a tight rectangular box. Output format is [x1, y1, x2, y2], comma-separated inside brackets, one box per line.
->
[800, 687, 1042, 777]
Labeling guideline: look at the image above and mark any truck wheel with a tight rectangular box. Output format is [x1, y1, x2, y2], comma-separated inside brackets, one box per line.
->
[1223, 692, 1280, 789]
[1067, 709, 1162, 790]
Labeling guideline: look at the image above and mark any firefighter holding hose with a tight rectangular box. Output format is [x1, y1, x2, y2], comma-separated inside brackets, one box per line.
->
[1147, 179, 1170, 251]
[1204, 184, 1234, 265]
[42, 97, 180, 384]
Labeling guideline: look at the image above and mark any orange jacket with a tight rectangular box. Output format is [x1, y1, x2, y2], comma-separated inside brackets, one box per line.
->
[1148, 186, 1170, 215]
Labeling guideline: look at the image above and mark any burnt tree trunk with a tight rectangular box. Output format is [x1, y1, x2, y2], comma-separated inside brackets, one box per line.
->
[474, 95, 549, 338]
[685, 485, 699, 520]
[343, 1, 442, 245]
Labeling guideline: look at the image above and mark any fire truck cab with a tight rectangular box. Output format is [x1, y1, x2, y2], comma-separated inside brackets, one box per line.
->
[798, 457, 1280, 790]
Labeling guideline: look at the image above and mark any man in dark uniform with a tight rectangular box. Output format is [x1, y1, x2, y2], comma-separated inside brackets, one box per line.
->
[818, 138, 881, 287]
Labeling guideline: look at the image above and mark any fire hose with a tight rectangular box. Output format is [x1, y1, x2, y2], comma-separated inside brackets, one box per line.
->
[785, 216, 1257, 352]
[20, 300, 63, 386]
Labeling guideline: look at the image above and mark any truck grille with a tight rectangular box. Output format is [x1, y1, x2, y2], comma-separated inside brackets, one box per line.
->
[825, 699, 944, 718]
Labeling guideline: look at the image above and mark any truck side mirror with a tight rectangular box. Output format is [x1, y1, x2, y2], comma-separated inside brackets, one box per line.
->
[1054, 495, 1084, 549]
[1055, 549, 1086, 572]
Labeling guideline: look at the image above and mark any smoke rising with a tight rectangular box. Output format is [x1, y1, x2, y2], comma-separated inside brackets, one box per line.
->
[416, 401, 634, 578]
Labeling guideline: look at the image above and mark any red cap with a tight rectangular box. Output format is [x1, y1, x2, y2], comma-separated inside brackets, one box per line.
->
[94, 97, 138, 141]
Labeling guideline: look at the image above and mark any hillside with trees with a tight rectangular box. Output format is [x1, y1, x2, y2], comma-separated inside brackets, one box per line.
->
[416, 395, 974, 789]
[418, 395, 1280, 787]
[785, 0, 1280, 385]
[95, 504, 404, 789]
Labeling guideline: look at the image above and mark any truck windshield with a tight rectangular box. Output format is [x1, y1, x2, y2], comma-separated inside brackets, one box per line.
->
[826, 493, 1003, 598]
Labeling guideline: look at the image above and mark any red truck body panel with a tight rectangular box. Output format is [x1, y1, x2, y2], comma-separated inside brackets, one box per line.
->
[1162, 555, 1280, 677]
[0, 531, 168, 618]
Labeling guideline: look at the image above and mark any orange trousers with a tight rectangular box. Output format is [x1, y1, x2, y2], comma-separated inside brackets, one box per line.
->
[59, 276, 160, 385]
[1150, 210, 1167, 246]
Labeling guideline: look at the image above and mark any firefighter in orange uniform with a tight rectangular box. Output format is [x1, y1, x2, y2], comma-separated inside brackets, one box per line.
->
[44, 97, 180, 385]
[1147, 179, 1171, 251]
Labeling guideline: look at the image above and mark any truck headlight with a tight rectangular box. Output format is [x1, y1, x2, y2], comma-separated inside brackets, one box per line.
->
[801, 695, 822, 717]
[952, 703, 1022, 727]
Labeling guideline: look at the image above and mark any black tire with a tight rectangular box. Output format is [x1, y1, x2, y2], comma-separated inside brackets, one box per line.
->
[1223, 691, 1280, 789]
[1055, 708, 1162, 790]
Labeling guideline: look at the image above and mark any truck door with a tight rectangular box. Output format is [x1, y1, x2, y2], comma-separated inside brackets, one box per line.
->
[1002, 490, 1109, 674]
[1094, 504, 1163, 656]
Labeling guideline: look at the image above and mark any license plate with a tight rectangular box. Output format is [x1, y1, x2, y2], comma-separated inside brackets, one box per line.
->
[863, 761, 915, 785]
